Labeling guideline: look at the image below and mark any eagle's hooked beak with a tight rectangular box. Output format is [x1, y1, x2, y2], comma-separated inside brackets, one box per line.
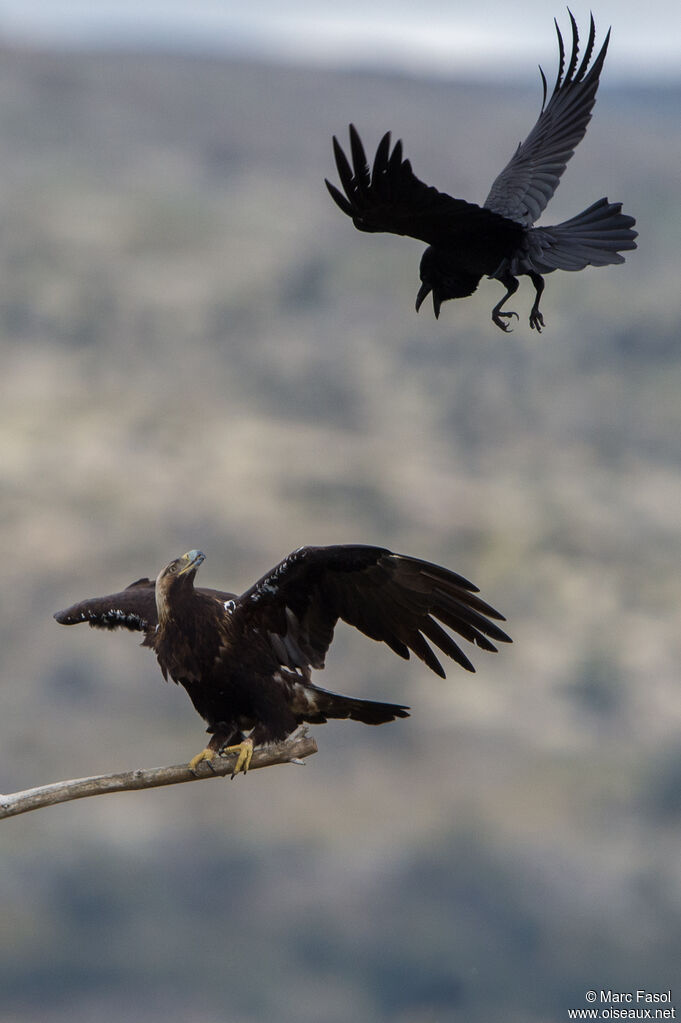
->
[178, 550, 205, 575]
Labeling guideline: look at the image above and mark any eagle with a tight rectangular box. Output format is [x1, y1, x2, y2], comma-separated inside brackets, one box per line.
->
[54, 545, 511, 775]
[325, 13, 637, 332]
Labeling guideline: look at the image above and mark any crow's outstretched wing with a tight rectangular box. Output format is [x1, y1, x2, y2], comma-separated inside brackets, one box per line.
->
[484, 13, 609, 227]
[327, 124, 519, 250]
[230, 544, 511, 679]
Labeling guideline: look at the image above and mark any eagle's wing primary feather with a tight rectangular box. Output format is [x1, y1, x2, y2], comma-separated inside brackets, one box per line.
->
[326, 124, 515, 248]
[230, 545, 511, 679]
[484, 13, 609, 227]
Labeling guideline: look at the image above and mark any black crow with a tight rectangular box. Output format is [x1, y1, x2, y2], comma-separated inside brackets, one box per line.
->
[326, 13, 637, 332]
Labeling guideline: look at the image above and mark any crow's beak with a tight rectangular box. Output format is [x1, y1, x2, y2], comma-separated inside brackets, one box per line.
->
[415, 281, 431, 313]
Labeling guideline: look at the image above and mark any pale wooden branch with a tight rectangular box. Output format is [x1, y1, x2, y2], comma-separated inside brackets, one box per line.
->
[0, 728, 318, 820]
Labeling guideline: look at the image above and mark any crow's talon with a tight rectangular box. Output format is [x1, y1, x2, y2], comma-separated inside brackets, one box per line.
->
[492, 310, 519, 333]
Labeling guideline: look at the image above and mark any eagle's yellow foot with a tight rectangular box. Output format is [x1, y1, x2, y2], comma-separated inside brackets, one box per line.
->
[222, 737, 254, 778]
[188, 747, 218, 772]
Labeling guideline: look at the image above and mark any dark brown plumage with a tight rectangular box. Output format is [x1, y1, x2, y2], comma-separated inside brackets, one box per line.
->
[325, 13, 637, 332]
[54, 545, 511, 773]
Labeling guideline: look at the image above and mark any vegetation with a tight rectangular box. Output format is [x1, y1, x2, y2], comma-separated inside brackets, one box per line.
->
[0, 43, 679, 1023]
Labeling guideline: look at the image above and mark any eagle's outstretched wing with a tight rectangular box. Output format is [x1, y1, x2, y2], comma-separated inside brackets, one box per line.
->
[54, 577, 158, 635]
[326, 124, 520, 256]
[484, 13, 609, 227]
[54, 577, 237, 645]
[230, 544, 510, 679]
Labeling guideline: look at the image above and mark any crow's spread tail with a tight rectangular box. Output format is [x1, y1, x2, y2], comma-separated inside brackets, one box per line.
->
[522, 198, 637, 274]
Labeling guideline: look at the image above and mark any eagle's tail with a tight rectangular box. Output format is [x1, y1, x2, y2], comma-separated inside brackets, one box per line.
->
[291, 678, 410, 725]
[525, 197, 637, 273]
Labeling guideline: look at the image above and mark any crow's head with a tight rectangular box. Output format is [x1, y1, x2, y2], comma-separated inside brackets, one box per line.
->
[415, 247, 482, 319]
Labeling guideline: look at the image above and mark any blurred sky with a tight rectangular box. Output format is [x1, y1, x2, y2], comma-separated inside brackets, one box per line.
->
[0, 0, 679, 81]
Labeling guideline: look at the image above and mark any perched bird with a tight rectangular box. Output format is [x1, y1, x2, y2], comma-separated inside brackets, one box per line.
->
[326, 13, 637, 332]
[54, 545, 510, 775]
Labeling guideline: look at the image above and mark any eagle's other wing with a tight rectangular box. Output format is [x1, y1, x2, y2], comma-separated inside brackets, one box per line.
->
[54, 578, 237, 645]
[326, 124, 516, 249]
[484, 13, 609, 227]
[54, 578, 158, 635]
[230, 545, 511, 679]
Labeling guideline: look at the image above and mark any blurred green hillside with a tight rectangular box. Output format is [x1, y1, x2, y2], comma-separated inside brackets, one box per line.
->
[0, 43, 679, 1023]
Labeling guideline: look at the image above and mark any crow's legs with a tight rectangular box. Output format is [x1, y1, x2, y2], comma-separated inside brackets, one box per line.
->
[491, 272, 519, 332]
[528, 272, 546, 332]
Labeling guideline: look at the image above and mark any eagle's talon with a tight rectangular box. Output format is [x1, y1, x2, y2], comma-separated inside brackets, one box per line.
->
[222, 737, 254, 778]
[188, 747, 218, 773]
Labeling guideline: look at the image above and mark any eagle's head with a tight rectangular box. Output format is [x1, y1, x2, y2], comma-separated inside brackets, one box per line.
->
[155, 549, 205, 622]
[415, 246, 482, 319]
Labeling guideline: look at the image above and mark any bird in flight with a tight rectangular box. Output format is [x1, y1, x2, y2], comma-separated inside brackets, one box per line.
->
[326, 12, 637, 332]
[55, 545, 510, 775]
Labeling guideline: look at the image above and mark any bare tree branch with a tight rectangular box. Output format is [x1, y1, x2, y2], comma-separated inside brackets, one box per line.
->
[0, 729, 318, 820]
